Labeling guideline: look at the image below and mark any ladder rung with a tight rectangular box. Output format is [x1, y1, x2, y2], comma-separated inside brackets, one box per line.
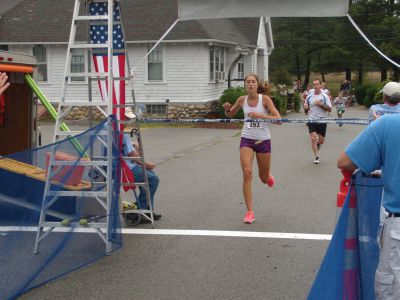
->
[56, 130, 109, 136]
[47, 191, 107, 197]
[65, 73, 132, 80]
[75, 15, 109, 21]
[119, 119, 137, 125]
[50, 160, 108, 167]
[122, 182, 148, 187]
[71, 43, 109, 49]
[112, 104, 135, 108]
[66, 72, 108, 78]
[56, 131, 85, 136]
[59, 101, 107, 107]
[121, 156, 142, 160]
[122, 208, 152, 214]
[92, 49, 128, 54]
[58, 102, 133, 108]
[95, 76, 133, 81]
[42, 222, 107, 229]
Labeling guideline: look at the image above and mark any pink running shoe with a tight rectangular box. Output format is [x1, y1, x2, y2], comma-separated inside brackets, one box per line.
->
[243, 211, 255, 224]
[267, 174, 275, 187]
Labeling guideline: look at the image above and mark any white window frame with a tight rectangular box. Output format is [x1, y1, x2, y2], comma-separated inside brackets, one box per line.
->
[69, 48, 88, 84]
[237, 57, 244, 80]
[209, 47, 215, 82]
[32, 45, 49, 83]
[145, 43, 166, 84]
[209, 46, 225, 83]
[145, 104, 167, 115]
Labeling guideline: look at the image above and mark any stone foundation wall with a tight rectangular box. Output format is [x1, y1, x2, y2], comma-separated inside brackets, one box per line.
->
[39, 100, 219, 120]
[63, 107, 106, 121]
[143, 101, 218, 119]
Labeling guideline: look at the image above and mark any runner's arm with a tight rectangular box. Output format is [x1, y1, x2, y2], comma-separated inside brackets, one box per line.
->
[223, 97, 243, 118]
[317, 97, 332, 112]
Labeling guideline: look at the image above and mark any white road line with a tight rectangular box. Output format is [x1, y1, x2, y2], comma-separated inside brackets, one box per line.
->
[0, 226, 332, 240]
[121, 229, 332, 240]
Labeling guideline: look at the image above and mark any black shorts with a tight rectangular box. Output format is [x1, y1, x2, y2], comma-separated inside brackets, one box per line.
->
[307, 123, 327, 137]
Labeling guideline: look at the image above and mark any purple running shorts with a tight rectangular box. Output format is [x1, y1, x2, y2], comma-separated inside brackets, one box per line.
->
[240, 137, 271, 153]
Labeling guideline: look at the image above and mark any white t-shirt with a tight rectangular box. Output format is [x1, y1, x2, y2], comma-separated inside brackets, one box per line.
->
[306, 92, 332, 119]
[241, 94, 271, 140]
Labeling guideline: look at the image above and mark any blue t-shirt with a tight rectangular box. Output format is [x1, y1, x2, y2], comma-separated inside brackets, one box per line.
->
[122, 133, 135, 169]
[345, 114, 400, 213]
[368, 103, 400, 121]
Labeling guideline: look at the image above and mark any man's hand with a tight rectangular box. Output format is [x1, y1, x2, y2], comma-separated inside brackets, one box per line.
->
[314, 99, 323, 107]
[145, 162, 156, 170]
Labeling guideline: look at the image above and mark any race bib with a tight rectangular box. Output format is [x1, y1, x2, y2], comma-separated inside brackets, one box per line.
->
[247, 121, 261, 128]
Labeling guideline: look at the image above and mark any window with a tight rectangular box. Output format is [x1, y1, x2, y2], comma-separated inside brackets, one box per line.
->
[145, 104, 167, 115]
[33, 45, 48, 82]
[209, 46, 225, 82]
[209, 48, 215, 81]
[70, 49, 86, 82]
[237, 58, 244, 79]
[220, 49, 224, 74]
[147, 44, 163, 81]
[0, 45, 9, 51]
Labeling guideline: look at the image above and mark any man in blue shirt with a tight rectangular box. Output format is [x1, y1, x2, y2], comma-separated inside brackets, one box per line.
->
[337, 111, 400, 299]
[369, 82, 400, 122]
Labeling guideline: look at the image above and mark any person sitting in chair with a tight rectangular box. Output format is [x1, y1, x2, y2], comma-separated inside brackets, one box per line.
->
[122, 133, 161, 222]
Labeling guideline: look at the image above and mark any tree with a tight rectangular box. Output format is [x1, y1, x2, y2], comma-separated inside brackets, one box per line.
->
[269, 0, 400, 87]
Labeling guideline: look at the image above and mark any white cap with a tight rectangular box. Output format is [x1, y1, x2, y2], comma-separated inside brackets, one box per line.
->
[381, 82, 400, 99]
[125, 107, 136, 119]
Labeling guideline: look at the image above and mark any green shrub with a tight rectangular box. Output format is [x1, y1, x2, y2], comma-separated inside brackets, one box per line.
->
[354, 85, 368, 105]
[269, 69, 293, 86]
[271, 91, 287, 116]
[363, 85, 378, 107]
[218, 86, 246, 118]
[372, 80, 388, 104]
[293, 92, 301, 112]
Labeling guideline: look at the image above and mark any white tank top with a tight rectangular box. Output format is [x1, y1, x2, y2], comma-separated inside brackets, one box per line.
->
[241, 94, 271, 140]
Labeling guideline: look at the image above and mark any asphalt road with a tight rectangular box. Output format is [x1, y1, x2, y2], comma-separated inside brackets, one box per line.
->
[20, 106, 368, 300]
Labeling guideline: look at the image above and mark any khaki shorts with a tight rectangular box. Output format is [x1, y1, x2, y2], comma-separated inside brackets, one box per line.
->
[375, 216, 400, 300]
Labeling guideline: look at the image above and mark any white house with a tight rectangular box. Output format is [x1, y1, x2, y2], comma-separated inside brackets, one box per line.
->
[0, 0, 274, 117]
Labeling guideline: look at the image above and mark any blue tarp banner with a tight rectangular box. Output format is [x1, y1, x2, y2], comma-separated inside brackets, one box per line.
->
[0, 117, 122, 299]
[308, 170, 383, 300]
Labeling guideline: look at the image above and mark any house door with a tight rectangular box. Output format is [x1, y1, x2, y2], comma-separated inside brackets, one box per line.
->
[0, 72, 33, 156]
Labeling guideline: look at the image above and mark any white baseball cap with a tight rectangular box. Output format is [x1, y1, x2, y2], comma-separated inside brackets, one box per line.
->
[381, 82, 400, 99]
[125, 107, 136, 119]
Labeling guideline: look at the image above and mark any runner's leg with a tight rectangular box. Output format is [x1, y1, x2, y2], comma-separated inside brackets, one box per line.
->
[310, 132, 319, 156]
[240, 147, 255, 212]
[256, 152, 272, 184]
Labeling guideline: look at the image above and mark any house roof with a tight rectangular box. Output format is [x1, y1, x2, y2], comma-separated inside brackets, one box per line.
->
[0, 0, 25, 16]
[0, 0, 260, 48]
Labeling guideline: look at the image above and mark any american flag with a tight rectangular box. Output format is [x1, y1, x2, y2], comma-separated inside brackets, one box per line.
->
[89, 2, 135, 190]
[89, 1, 125, 122]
